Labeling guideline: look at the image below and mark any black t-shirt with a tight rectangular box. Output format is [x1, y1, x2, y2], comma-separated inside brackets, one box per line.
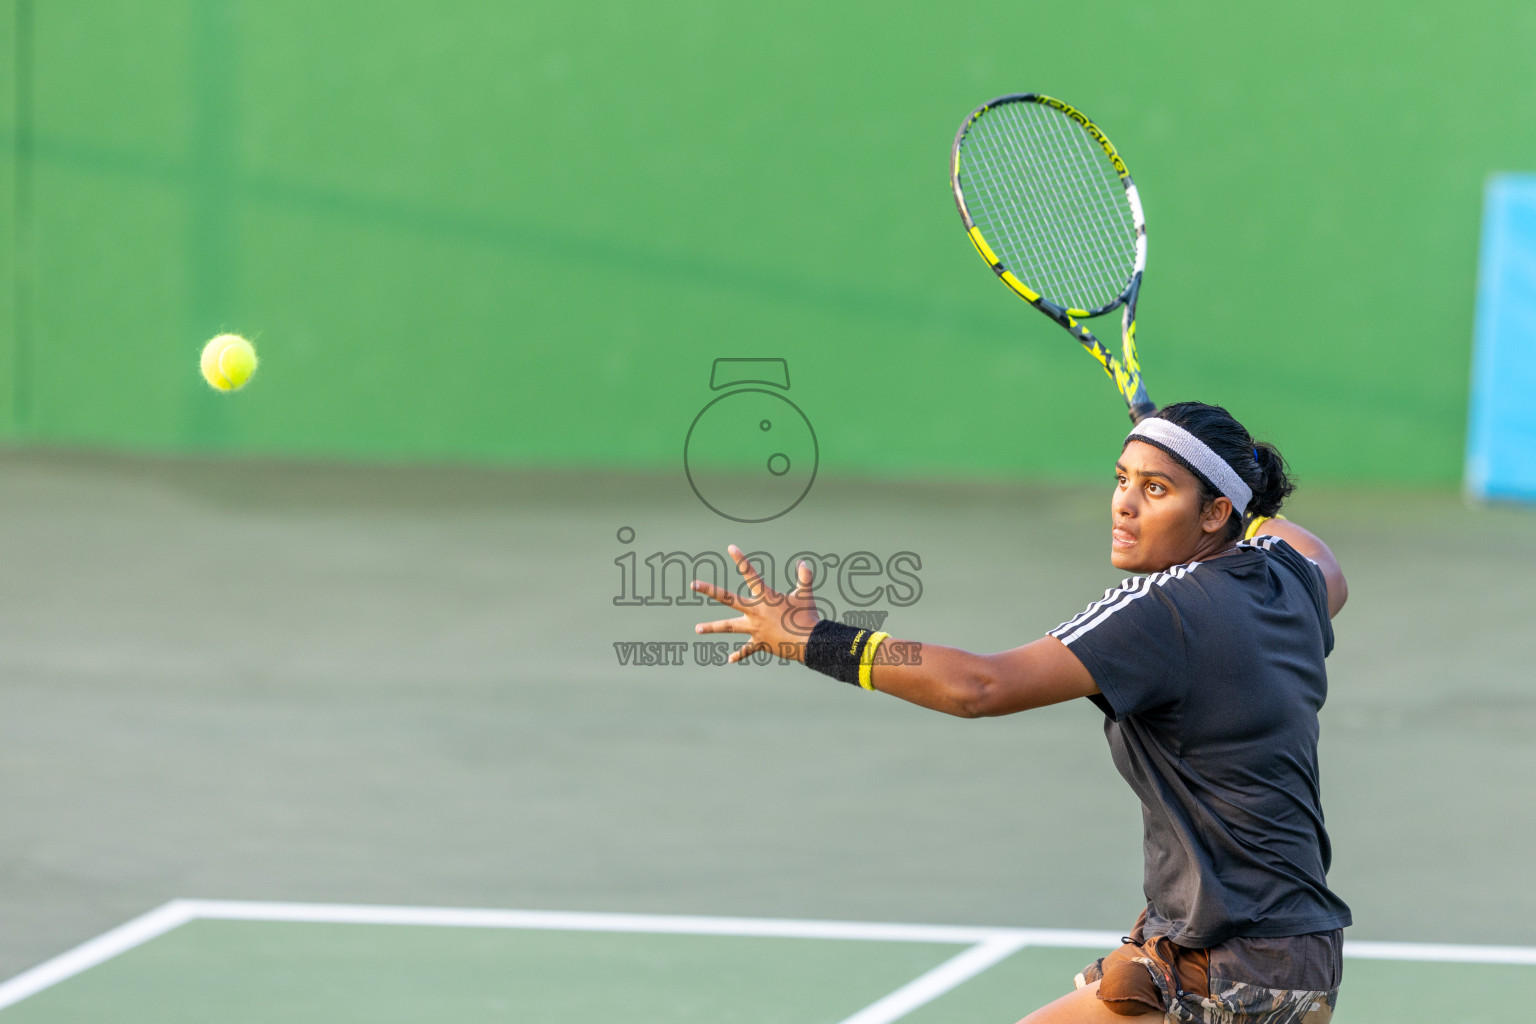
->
[1049, 536, 1352, 947]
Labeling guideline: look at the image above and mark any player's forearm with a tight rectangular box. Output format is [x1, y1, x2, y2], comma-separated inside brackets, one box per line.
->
[857, 635, 1097, 718]
[858, 642, 1006, 718]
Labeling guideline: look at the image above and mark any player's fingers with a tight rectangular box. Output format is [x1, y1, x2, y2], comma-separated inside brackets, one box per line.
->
[794, 559, 814, 592]
[694, 616, 750, 635]
[691, 580, 741, 609]
[727, 639, 765, 665]
[728, 544, 770, 599]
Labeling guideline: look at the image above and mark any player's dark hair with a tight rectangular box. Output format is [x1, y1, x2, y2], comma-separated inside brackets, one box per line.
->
[1149, 401, 1295, 540]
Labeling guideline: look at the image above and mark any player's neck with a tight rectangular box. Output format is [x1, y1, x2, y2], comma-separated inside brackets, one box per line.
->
[1190, 535, 1240, 563]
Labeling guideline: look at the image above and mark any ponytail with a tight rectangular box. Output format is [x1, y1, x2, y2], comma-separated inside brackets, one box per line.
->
[1248, 441, 1294, 521]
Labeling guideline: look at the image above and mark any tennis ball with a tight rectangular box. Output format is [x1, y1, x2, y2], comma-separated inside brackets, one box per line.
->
[200, 334, 258, 391]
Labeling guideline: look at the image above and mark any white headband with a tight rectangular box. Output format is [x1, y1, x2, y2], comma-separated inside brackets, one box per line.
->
[1125, 418, 1253, 514]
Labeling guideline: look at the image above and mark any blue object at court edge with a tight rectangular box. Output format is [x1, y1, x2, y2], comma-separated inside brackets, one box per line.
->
[1467, 175, 1536, 502]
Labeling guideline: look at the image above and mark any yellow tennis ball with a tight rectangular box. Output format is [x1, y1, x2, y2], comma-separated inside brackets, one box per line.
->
[200, 334, 258, 391]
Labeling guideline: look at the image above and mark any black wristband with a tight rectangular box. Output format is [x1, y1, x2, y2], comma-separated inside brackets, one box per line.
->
[804, 619, 870, 686]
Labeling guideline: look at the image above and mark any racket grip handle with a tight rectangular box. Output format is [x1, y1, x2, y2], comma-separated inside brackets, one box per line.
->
[1128, 400, 1156, 424]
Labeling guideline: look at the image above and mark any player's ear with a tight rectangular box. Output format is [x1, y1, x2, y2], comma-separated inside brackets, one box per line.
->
[1201, 496, 1233, 534]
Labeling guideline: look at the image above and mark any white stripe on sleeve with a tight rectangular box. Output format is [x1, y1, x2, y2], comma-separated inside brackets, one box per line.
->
[1049, 562, 1201, 647]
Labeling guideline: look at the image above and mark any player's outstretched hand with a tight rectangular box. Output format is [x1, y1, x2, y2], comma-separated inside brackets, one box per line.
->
[692, 545, 820, 664]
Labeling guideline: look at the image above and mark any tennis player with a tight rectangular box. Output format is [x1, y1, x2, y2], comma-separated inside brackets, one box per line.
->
[692, 401, 1350, 1024]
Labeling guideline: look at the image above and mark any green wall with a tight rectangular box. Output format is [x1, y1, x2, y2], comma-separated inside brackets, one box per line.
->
[0, 1, 16, 433]
[3, 1, 1534, 483]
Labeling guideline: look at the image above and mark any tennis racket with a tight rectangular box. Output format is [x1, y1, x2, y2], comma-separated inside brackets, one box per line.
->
[951, 94, 1154, 422]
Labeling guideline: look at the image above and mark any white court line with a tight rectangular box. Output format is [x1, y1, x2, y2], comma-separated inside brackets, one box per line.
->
[0, 901, 196, 1011]
[181, 899, 1038, 945]
[835, 933, 1033, 1024]
[2, 901, 1534, 1020]
[1345, 941, 1536, 966]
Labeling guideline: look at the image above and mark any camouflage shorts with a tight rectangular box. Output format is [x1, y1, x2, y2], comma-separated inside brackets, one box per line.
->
[1178, 977, 1336, 1024]
[1078, 953, 1337, 1023]
[1076, 914, 1341, 1024]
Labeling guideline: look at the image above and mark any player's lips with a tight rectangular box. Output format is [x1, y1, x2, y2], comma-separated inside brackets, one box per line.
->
[1112, 526, 1138, 548]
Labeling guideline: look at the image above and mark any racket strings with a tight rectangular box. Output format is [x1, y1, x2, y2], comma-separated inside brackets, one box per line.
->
[994, 103, 1131, 308]
[959, 101, 1137, 312]
[987, 107, 1103, 294]
[1000, 107, 1115, 306]
[967, 120, 1103, 305]
[969, 116, 1088, 298]
[980, 103, 1132, 308]
[1028, 107, 1133, 293]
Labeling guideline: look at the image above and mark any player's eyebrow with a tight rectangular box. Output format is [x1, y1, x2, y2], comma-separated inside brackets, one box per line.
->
[1115, 461, 1176, 483]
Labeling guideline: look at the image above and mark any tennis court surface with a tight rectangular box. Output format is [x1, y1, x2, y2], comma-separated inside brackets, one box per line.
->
[1, 454, 1532, 1022]
[2, 901, 1534, 1023]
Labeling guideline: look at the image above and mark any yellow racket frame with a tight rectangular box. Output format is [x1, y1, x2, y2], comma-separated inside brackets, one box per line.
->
[952, 94, 1154, 422]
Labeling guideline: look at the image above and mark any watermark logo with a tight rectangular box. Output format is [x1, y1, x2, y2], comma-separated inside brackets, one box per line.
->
[609, 527, 923, 668]
[613, 527, 921, 624]
[684, 358, 818, 523]
[613, 638, 923, 668]
[615, 360, 919, 669]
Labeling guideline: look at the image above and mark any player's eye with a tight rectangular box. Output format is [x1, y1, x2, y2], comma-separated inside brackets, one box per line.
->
[1146, 481, 1165, 496]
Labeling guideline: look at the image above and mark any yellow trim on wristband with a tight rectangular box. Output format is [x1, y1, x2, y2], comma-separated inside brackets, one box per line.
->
[1243, 513, 1286, 540]
[859, 631, 890, 691]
